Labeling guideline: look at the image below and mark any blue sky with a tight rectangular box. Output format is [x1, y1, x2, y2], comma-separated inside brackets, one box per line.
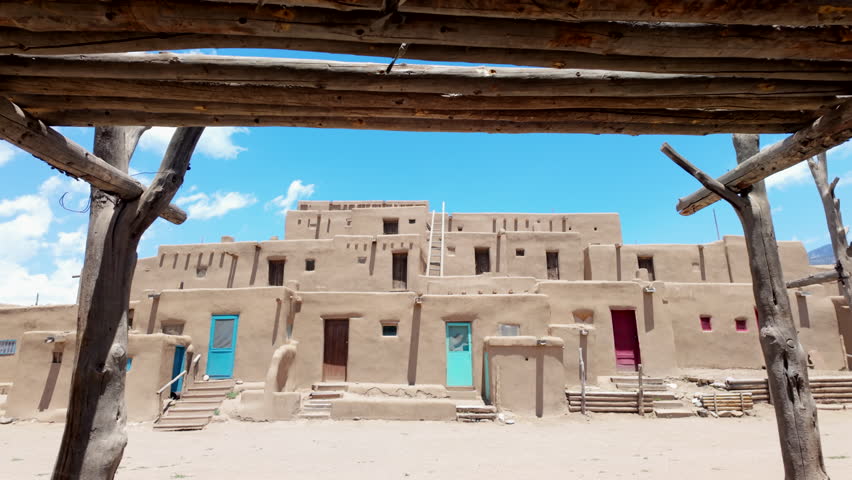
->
[1, 48, 850, 305]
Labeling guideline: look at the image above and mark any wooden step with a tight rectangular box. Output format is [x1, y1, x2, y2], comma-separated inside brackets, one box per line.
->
[181, 391, 227, 399]
[615, 383, 669, 391]
[302, 402, 332, 410]
[610, 376, 666, 385]
[312, 383, 348, 392]
[310, 391, 344, 400]
[153, 418, 210, 431]
[457, 412, 497, 422]
[158, 414, 211, 424]
[456, 405, 496, 414]
[652, 400, 685, 409]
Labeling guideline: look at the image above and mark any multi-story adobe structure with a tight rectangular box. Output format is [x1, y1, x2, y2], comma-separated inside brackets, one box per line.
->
[1, 200, 849, 423]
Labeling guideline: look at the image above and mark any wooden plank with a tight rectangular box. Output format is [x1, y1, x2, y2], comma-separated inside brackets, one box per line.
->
[0, 2, 848, 61]
[0, 97, 186, 225]
[395, 0, 852, 26]
[1, 31, 848, 81]
[787, 270, 842, 288]
[676, 100, 852, 216]
[2, 56, 848, 98]
[5, 85, 839, 113]
[31, 110, 804, 135]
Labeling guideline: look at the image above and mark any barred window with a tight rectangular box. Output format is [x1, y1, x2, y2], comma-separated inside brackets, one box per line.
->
[0, 339, 15, 355]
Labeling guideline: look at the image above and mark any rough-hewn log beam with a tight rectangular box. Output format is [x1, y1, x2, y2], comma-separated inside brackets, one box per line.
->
[2, 54, 849, 98]
[208, 0, 852, 26]
[0, 98, 186, 225]
[25, 110, 802, 135]
[0, 2, 848, 61]
[17, 99, 810, 125]
[9, 92, 839, 114]
[1, 30, 848, 81]
[677, 100, 852, 215]
[787, 270, 842, 289]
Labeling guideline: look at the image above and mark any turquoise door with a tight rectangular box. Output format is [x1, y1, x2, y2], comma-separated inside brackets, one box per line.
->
[206, 315, 239, 379]
[171, 345, 186, 394]
[446, 322, 473, 387]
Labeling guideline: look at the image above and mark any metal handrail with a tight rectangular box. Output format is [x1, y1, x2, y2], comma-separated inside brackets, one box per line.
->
[156, 370, 186, 395]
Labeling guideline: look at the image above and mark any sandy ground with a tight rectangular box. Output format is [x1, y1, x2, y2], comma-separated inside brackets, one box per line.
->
[3, 407, 852, 480]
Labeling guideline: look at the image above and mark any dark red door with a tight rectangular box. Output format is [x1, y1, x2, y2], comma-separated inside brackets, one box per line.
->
[323, 319, 349, 381]
[611, 310, 641, 371]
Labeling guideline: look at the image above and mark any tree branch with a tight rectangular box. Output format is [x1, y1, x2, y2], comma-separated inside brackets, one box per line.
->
[661, 142, 745, 209]
[131, 127, 204, 237]
[786, 269, 841, 289]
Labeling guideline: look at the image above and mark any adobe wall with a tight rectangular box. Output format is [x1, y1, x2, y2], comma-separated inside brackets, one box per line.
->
[448, 212, 622, 246]
[150, 287, 290, 383]
[285, 206, 430, 240]
[723, 236, 815, 283]
[538, 281, 679, 380]
[424, 275, 539, 295]
[131, 234, 425, 299]
[484, 337, 566, 417]
[0, 304, 76, 382]
[5, 332, 186, 422]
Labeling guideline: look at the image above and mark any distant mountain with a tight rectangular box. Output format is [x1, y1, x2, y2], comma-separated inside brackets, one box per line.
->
[808, 244, 835, 265]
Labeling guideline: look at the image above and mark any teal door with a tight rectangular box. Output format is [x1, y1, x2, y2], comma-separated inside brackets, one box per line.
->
[206, 315, 239, 379]
[446, 322, 473, 387]
[171, 345, 186, 394]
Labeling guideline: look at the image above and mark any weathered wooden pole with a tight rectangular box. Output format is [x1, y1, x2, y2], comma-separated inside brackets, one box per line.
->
[805, 152, 852, 306]
[52, 126, 204, 480]
[663, 134, 828, 480]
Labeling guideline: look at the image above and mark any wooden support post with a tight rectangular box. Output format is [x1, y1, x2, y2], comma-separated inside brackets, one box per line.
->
[637, 364, 644, 417]
[0, 97, 187, 225]
[579, 347, 587, 416]
[807, 152, 852, 307]
[52, 126, 204, 480]
[663, 135, 828, 479]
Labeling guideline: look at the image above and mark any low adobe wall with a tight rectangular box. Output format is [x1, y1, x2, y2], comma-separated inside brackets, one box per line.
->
[484, 336, 566, 417]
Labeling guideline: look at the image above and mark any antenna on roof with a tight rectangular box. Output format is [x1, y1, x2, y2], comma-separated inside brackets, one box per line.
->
[713, 208, 721, 240]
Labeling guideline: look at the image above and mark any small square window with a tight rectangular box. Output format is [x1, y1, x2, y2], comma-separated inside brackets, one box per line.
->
[382, 324, 398, 336]
[408, 219, 416, 224]
[735, 318, 748, 332]
[515, 248, 525, 256]
[305, 259, 316, 271]
[0, 339, 16, 355]
[499, 324, 520, 336]
[700, 316, 712, 331]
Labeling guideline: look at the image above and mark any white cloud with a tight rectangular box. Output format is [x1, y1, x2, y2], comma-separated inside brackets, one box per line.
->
[267, 180, 316, 214]
[765, 160, 811, 190]
[139, 127, 249, 160]
[0, 175, 90, 305]
[176, 191, 257, 220]
[0, 141, 17, 167]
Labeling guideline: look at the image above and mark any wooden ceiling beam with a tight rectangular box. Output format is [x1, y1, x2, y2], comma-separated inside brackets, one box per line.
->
[1, 30, 847, 81]
[28, 110, 802, 135]
[3, 54, 850, 93]
[675, 100, 852, 215]
[394, 0, 852, 27]
[0, 2, 848, 61]
[0, 97, 187, 225]
[8, 91, 837, 113]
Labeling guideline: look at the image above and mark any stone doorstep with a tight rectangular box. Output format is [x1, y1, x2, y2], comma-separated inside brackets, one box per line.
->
[614, 383, 669, 391]
[609, 376, 666, 385]
[652, 400, 686, 409]
[298, 411, 332, 420]
[456, 405, 497, 414]
[158, 414, 211, 424]
[181, 391, 230, 398]
[457, 412, 497, 422]
[653, 408, 695, 419]
[302, 401, 332, 409]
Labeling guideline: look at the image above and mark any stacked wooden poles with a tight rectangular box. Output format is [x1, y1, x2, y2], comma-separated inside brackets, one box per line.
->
[663, 134, 828, 480]
[52, 127, 203, 480]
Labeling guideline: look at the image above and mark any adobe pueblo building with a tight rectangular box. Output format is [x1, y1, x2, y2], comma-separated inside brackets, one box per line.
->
[1, 200, 849, 425]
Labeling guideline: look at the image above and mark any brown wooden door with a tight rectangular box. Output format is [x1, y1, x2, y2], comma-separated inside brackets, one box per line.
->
[323, 319, 349, 381]
[392, 252, 408, 289]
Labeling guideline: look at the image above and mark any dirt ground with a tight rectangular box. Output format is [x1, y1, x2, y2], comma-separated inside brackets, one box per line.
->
[4, 406, 852, 480]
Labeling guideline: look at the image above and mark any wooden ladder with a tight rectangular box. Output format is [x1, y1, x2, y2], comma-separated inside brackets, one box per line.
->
[426, 203, 446, 277]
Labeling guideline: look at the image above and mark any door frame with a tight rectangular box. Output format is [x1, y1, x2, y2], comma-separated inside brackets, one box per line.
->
[206, 314, 239, 379]
[445, 321, 474, 387]
[323, 318, 350, 382]
[610, 308, 641, 371]
[171, 344, 187, 394]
